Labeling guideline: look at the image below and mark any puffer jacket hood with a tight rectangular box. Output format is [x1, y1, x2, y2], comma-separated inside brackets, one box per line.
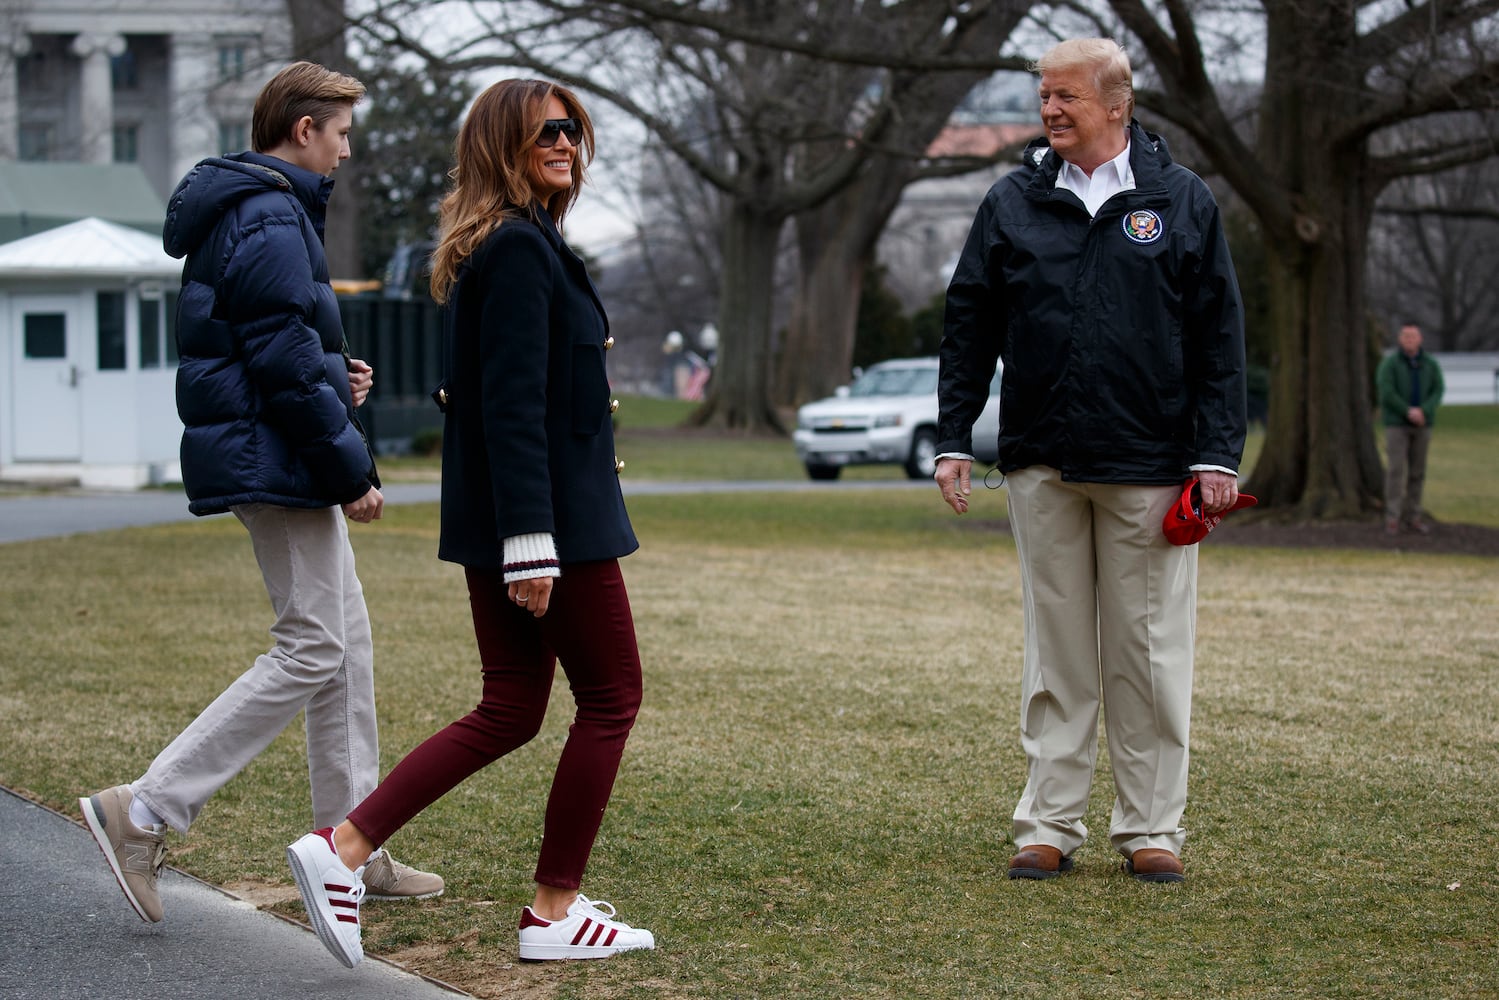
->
[165, 151, 376, 516]
[164, 153, 331, 259]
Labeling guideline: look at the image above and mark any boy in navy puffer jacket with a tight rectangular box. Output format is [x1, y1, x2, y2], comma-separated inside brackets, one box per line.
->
[80, 62, 442, 924]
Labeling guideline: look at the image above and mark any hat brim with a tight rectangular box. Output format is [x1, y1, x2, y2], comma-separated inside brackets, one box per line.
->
[1162, 480, 1257, 546]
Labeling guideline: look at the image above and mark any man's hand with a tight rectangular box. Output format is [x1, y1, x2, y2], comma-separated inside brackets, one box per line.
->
[1194, 470, 1239, 515]
[935, 457, 972, 515]
[343, 485, 383, 523]
[347, 357, 374, 408]
[1406, 405, 1426, 427]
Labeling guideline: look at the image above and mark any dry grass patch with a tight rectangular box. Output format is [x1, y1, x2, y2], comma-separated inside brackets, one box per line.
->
[2, 490, 1497, 999]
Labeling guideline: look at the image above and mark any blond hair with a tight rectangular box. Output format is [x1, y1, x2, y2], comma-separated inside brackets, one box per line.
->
[1034, 38, 1134, 120]
[429, 80, 594, 303]
[251, 61, 365, 152]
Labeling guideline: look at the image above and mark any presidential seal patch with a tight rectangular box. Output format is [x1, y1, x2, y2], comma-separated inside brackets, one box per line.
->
[1122, 209, 1164, 245]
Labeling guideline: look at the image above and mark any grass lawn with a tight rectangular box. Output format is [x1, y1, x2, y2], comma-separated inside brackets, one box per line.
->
[1, 406, 1496, 999]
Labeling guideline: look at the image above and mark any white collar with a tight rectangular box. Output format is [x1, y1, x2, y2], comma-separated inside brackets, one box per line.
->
[1056, 140, 1133, 216]
[1059, 140, 1131, 186]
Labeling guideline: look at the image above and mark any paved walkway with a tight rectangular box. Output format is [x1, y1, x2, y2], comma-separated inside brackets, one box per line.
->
[0, 789, 466, 999]
[0, 484, 459, 997]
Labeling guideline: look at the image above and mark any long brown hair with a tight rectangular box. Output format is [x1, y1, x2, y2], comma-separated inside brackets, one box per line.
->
[429, 79, 594, 303]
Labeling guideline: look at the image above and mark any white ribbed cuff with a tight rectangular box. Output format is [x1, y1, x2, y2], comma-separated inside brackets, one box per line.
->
[502, 532, 560, 582]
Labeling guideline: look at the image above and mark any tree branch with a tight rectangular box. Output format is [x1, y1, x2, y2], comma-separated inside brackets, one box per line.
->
[1373, 137, 1499, 180]
[1353, 59, 1499, 139]
[1107, 0, 1286, 231]
[1357, 0, 1499, 69]
[518, 0, 1035, 72]
[1377, 203, 1499, 222]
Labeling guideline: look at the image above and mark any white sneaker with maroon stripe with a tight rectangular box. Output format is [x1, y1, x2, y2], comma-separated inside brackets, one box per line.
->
[518, 894, 656, 960]
[286, 828, 366, 968]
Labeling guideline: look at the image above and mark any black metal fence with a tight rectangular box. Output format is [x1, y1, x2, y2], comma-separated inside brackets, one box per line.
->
[339, 295, 445, 454]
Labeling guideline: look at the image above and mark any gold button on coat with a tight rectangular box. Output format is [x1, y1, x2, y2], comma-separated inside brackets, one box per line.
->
[609, 398, 620, 413]
[614, 457, 625, 474]
[603, 336, 615, 350]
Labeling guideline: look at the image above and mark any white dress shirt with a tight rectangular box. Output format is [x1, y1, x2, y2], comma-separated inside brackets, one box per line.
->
[1056, 141, 1134, 217]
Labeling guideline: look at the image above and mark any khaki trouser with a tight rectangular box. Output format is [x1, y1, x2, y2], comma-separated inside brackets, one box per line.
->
[133, 503, 378, 832]
[1006, 466, 1197, 858]
[1384, 424, 1433, 523]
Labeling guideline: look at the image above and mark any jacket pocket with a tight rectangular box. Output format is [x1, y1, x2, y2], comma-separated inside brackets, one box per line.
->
[571, 343, 609, 435]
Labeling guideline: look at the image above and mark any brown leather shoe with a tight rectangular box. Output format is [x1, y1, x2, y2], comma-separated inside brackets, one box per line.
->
[1008, 844, 1074, 880]
[1124, 848, 1184, 884]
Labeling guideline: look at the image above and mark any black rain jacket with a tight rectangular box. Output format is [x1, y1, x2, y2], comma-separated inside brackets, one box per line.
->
[938, 121, 1247, 483]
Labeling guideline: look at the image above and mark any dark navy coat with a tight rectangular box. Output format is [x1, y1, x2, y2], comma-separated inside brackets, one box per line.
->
[939, 122, 1247, 483]
[163, 152, 377, 515]
[436, 206, 637, 569]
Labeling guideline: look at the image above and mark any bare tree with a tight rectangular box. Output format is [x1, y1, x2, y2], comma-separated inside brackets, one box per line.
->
[1370, 157, 1499, 351]
[1082, 0, 1499, 518]
[349, 0, 1034, 430]
[776, 5, 1032, 408]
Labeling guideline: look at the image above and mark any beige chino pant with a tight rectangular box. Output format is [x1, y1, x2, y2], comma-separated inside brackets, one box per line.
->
[1006, 466, 1196, 859]
[132, 503, 379, 833]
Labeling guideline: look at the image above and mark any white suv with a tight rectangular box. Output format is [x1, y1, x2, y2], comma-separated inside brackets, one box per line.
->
[792, 357, 1002, 480]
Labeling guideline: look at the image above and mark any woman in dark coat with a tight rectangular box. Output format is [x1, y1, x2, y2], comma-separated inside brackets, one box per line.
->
[287, 79, 652, 968]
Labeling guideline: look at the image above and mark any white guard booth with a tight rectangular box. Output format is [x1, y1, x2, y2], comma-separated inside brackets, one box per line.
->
[0, 217, 184, 489]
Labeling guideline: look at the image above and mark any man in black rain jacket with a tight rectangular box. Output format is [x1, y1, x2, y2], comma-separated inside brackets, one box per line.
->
[935, 38, 1247, 886]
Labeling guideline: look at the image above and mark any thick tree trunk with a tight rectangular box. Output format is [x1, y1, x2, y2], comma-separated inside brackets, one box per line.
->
[777, 214, 867, 406]
[1246, 0, 1384, 518]
[776, 154, 932, 406]
[691, 200, 786, 431]
[1252, 200, 1384, 517]
[286, 0, 362, 279]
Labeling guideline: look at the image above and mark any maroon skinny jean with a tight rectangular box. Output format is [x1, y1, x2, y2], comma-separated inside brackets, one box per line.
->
[347, 560, 642, 890]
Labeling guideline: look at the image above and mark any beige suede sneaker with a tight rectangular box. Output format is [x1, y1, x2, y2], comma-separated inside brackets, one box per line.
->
[361, 848, 444, 900]
[79, 784, 168, 922]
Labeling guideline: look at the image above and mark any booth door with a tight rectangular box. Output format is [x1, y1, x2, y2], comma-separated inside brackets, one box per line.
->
[9, 295, 83, 461]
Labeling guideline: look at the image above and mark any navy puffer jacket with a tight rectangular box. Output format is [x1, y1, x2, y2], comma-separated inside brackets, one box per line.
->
[164, 152, 377, 515]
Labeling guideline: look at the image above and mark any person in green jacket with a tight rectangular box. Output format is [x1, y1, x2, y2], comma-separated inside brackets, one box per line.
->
[1376, 322, 1445, 535]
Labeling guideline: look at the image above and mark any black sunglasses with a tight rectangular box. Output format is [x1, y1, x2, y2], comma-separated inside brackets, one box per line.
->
[536, 118, 582, 148]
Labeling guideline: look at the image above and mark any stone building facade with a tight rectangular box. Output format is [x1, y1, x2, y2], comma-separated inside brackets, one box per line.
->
[0, 0, 292, 203]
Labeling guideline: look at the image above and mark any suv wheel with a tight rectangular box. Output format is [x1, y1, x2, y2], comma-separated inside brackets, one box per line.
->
[904, 428, 938, 480]
[805, 462, 842, 481]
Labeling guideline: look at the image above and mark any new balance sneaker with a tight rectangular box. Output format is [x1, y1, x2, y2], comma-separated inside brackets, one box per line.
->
[286, 829, 366, 968]
[362, 848, 444, 901]
[79, 785, 167, 923]
[518, 894, 656, 961]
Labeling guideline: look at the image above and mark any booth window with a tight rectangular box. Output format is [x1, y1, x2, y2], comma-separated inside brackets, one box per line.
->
[138, 290, 179, 369]
[97, 291, 127, 370]
[24, 314, 66, 359]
